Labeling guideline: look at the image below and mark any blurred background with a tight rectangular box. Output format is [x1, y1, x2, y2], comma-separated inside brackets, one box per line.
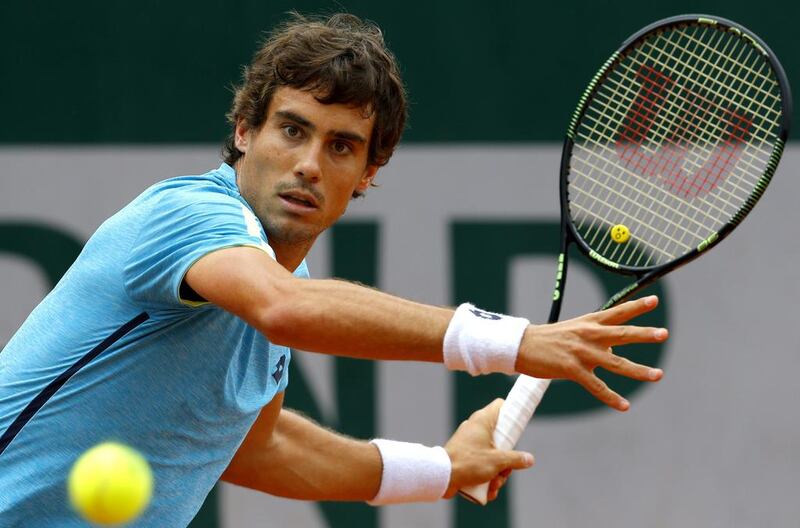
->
[1, 1, 798, 527]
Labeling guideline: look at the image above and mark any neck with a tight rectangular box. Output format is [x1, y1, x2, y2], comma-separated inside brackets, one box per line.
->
[269, 238, 314, 272]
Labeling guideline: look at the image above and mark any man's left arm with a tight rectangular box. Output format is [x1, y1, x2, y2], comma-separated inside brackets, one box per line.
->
[221, 393, 382, 501]
[221, 394, 533, 503]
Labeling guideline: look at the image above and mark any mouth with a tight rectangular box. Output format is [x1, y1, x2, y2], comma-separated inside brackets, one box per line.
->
[278, 190, 320, 211]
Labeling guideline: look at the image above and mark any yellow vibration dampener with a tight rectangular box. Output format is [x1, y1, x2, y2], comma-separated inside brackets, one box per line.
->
[610, 224, 630, 243]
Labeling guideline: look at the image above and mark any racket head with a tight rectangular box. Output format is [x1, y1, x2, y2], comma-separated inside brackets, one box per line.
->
[560, 14, 792, 279]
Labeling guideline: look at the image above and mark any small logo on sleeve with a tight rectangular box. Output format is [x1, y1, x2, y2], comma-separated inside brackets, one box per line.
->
[272, 354, 286, 383]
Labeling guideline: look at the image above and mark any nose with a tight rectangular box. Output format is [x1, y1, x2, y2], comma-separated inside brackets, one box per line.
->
[294, 140, 323, 183]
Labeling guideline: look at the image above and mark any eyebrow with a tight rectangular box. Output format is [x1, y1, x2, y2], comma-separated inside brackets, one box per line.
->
[274, 110, 367, 144]
[275, 110, 313, 129]
[332, 130, 367, 144]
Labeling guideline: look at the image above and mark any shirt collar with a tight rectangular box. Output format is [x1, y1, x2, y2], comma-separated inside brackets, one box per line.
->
[218, 162, 237, 184]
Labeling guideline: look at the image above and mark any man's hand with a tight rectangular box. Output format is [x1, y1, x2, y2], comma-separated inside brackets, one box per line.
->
[515, 295, 668, 412]
[443, 399, 534, 501]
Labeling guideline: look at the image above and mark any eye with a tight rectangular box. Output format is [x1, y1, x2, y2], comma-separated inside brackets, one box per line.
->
[332, 140, 352, 155]
[282, 124, 302, 138]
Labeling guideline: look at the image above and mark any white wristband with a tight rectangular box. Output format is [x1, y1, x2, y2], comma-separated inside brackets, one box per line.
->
[367, 439, 451, 505]
[443, 303, 529, 376]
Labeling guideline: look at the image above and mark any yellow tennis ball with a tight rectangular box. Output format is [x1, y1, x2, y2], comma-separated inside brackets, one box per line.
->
[610, 224, 630, 243]
[68, 442, 153, 526]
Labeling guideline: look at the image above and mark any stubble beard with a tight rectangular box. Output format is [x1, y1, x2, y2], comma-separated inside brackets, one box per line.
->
[257, 204, 319, 248]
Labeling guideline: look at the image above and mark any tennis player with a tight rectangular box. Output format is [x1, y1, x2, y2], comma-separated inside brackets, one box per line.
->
[0, 13, 667, 526]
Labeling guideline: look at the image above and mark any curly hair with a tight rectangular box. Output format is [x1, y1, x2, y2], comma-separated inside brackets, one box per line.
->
[222, 13, 407, 178]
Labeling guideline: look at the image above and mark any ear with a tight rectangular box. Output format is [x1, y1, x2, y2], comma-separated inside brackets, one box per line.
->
[234, 120, 250, 154]
[356, 165, 379, 194]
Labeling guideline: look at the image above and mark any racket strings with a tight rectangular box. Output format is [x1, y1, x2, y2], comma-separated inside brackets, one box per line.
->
[633, 31, 779, 147]
[580, 53, 772, 231]
[612, 28, 776, 205]
[587, 29, 776, 225]
[666, 28, 781, 118]
[574, 74, 775, 264]
[589, 78, 772, 202]
[569, 22, 783, 268]
[580, 100, 763, 222]
[626, 27, 777, 217]
[586, 84, 769, 208]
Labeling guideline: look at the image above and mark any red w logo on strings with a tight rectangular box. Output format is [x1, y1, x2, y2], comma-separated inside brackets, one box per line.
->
[614, 64, 753, 199]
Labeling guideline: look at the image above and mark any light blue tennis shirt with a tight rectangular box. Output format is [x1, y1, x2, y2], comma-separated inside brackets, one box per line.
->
[0, 163, 306, 526]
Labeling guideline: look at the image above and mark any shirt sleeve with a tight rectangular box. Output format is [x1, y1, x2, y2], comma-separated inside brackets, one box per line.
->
[123, 186, 275, 310]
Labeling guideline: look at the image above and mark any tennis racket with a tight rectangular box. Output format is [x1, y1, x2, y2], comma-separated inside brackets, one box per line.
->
[460, 13, 792, 505]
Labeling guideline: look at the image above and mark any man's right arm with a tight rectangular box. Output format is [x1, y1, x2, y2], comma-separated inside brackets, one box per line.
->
[185, 245, 453, 363]
[185, 246, 667, 410]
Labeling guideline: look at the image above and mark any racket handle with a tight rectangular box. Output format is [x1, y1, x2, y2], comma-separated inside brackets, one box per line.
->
[458, 375, 551, 505]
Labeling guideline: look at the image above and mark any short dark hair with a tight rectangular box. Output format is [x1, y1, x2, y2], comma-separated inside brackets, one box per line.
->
[222, 13, 407, 176]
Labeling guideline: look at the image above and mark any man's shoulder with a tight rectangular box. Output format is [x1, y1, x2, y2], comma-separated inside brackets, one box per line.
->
[151, 165, 238, 199]
[137, 164, 243, 212]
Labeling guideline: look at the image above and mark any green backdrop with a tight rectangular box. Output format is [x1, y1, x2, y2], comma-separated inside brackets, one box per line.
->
[1, 0, 795, 144]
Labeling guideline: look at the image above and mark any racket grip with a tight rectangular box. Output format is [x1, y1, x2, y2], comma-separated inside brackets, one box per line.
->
[458, 375, 551, 505]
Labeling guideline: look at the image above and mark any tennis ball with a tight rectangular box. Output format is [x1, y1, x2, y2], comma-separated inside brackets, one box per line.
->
[67, 442, 153, 526]
[610, 224, 630, 243]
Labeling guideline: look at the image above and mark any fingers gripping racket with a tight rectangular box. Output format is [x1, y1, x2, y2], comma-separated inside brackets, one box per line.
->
[460, 14, 791, 505]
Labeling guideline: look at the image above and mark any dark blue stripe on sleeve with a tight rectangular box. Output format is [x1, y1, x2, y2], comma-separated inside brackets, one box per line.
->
[0, 311, 150, 455]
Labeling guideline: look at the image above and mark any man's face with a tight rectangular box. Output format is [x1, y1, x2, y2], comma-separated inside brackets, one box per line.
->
[235, 86, 378, 249]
